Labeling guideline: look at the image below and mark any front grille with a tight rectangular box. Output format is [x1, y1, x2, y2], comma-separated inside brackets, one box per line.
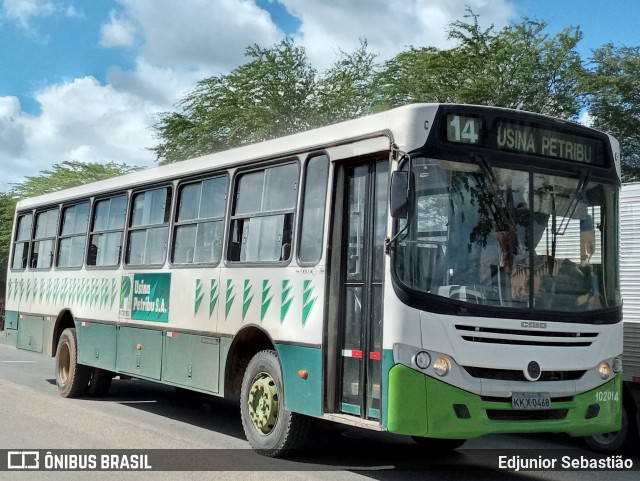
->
[456, 325, 597, 347]
[486, 409, 568, 421]
[463, 366, 586, 382]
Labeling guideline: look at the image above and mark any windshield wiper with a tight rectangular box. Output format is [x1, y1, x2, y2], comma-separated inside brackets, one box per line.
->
[472, 153, 516, 233]
[555, 170, 590, 236]
[548, 170, 590, 275]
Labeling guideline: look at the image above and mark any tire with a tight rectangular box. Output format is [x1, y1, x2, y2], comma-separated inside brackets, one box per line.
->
[86, 368, 113, 398]
[412, 436, 466, 451]
[55, 328, 92, 398]
[585, 402, 639, 454]
[240, 350, 310, 457]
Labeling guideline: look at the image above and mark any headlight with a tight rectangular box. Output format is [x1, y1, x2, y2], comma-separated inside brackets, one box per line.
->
[433, 357, 451, 377]
[612, 357, 623, 374]
[598, 361, 611, 380]
[414, 351, 431, 369]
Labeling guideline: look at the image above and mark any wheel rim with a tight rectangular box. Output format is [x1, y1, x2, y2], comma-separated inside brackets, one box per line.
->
[58, 341, 71, 385]
[247, 371, 279, 435]
[590, 431, 619, 445]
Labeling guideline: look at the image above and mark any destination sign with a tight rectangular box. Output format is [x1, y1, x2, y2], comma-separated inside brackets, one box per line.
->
[497, 121, 604, 165]
[443, 114, 606, 166]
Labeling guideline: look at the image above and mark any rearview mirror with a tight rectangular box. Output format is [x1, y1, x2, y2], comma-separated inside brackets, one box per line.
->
[390, 171, 413, 219]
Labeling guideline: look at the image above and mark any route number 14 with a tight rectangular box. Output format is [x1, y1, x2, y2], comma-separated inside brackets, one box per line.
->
[447, 115, 481, 144]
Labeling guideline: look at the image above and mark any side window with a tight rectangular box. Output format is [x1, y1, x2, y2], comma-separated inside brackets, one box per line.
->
[298, 155, 329, 265]
[229, 162, 298, 263]
[31, 208, 59, 269]
[88, 195, 127, 267]
[57, 202, 90, 269]
[172, 175, 228, 265]
[126, 187, 171, 266]
[11, 213, 33, 270]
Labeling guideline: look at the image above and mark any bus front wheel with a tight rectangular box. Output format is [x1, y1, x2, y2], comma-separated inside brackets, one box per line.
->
[240, 350, 310, 457]
[585, 401, 639, 454]
[55, 328, 91, 398]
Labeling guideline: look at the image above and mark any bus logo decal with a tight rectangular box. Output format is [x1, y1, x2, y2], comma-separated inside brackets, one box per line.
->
[261, 280, 273, 322]
[242, 280, 253, 321]
[225, 280, 235, 320]
[302, 281, 317, 327]
[281, 280, 293, 323]
[210, 279, 218, 318]
[131, 273, 170, 323]
[194, 279, 204, 316]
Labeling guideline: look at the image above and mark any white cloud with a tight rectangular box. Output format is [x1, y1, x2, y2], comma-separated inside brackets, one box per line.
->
[278, 0, 515, 70]
[0, 78, 158, 192]
[109, 0, 282, 72]
[2, 0, 54, 26]
[1, 0, 78, 30]
[100, 10, 137, 47]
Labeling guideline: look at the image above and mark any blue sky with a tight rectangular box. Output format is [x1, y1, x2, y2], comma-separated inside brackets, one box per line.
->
[0, 0, 638, 192]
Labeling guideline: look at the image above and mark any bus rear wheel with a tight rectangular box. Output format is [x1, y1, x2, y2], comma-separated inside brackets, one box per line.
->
[55, 328, 91, 398]
[86, 368, 113, 398]
[240, 350, 310, 457]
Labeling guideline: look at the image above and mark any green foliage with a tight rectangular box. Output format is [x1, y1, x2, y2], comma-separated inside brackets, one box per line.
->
[374, 9, 584, 119]
[315, 41, 378, 124]
[581, 44, 640, 181]
[0, 161, 140, 290]
[153, 39, 378, 165]
[153, 40, 318, 164]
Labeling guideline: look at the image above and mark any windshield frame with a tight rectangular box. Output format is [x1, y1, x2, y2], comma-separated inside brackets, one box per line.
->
[390, 154, 621, 325]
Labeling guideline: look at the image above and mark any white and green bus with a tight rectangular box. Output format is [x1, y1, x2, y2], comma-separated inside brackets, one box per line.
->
[3, 103, 623, 456]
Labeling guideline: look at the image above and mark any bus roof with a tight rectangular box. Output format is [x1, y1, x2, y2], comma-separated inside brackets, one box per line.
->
[15, 102, 612, 210]
[17, 103, 439, 211]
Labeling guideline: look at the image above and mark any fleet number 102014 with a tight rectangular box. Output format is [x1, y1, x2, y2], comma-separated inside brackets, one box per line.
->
[596, 391, 619, 402]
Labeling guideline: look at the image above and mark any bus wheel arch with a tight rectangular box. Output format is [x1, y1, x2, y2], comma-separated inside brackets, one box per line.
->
[50, 309, 75, 358]
[225, 325, 275, 397]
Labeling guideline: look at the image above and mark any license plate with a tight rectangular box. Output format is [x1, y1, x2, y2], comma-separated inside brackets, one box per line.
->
[512, 392, 551, 410]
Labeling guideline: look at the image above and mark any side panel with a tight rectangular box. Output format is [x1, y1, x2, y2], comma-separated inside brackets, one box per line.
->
[623, 322, 640, 381]
[77, 322, 118, 371]
[163, 332, 220, 393]
[4, 310, 19, 330]
[620, 184, 640, 378]
[277, 343, 322, 417]
[16, 315, 44, 353]
[116, 326, 163, 380]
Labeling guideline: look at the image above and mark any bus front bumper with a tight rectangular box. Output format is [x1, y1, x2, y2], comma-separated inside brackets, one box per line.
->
[387, 364, 622, 439]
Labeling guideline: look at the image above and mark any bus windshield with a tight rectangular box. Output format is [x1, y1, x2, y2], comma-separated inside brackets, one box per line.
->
[394, 157, 620, 313]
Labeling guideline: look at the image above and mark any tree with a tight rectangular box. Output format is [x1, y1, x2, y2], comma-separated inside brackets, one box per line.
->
[153, 40, 318, 165]
[374, 9, 585, 119]
[582, 44, 640, 181]
[153, 39, 378, 165]
[0, 161, 140, 287]
[314, 41, 378, 125]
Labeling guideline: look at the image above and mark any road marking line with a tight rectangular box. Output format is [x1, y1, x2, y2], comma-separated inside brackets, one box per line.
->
[1, 361, 37, 363]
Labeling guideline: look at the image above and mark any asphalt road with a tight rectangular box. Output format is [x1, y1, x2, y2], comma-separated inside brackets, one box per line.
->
[0, 335, 637, 481]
